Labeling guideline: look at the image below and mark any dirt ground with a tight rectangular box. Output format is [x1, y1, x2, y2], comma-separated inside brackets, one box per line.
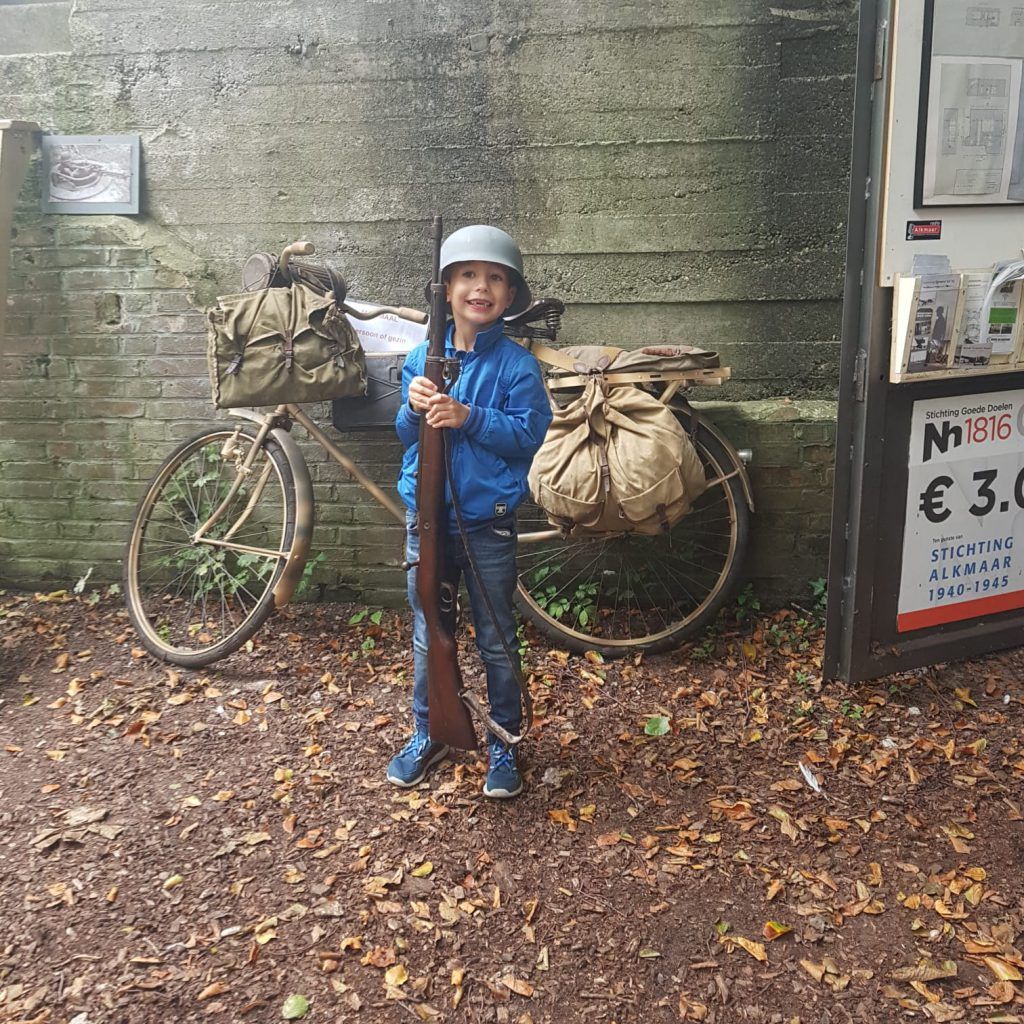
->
[2, 588, 1024, 1024]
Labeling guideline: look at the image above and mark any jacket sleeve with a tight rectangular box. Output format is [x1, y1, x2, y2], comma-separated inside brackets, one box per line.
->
[395, 345, 425, 450]
[461, 354, 552, 458]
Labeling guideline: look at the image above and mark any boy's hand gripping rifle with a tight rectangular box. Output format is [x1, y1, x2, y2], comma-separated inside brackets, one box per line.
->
[415, 216, 478, 751]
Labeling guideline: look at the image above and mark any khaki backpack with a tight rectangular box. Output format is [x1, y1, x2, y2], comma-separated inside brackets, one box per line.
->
[527, 345, 714, 536]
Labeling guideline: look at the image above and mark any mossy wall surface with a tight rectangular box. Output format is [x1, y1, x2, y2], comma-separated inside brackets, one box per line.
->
[1, 0, 858, 604]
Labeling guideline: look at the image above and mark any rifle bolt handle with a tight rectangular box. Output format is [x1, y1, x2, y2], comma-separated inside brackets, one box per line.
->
[400, 559, 419, 572]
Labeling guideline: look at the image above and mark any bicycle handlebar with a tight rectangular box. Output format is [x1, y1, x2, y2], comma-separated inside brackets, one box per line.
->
[279, 240, 315, 273]
[342, 302, 428, 325]
[277, 240, 427, 325]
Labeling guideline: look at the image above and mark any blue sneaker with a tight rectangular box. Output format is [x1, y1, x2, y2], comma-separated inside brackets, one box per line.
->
[483, 740, 523, 799]
[386, 728, 449, 787]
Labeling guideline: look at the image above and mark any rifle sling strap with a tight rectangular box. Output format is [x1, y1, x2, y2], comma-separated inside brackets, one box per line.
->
[438, 360, 533, 746]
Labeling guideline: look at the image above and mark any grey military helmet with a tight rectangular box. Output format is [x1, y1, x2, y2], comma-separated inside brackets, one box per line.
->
[438, 224, 532, 317]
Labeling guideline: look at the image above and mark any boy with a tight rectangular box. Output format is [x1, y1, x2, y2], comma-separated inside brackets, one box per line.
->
[387, 225, 552, 799]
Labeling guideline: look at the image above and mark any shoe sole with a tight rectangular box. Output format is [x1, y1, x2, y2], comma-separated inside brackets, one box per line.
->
[386, 745, 449, 788]
[483, 780, 523, 799]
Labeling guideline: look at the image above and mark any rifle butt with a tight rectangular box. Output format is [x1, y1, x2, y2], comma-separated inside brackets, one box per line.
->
[426, 645, 477, 751]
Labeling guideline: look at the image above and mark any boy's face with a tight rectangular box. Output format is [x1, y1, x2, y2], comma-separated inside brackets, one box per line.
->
[445, 260, 517, 329]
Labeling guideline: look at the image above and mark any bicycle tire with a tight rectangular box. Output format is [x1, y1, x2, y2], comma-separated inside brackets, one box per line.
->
[514, 408, 750, 656]
[124, 425, 298, 668]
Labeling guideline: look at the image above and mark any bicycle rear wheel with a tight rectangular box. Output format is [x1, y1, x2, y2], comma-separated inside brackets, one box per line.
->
[515, 408, 750, 655]
[124, 425, 297, 668]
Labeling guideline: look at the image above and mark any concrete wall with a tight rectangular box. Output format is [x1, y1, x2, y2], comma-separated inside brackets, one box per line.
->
[0, 0, 858, 604]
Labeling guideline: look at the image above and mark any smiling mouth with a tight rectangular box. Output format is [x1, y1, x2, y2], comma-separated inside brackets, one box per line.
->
[466, 299, 493, 310]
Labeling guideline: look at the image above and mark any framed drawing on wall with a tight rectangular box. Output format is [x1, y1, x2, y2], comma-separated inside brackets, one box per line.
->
[915, 0, 1024, 206]
[40, 134, 140, 215]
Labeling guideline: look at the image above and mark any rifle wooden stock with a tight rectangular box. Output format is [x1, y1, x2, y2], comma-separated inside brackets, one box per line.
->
[415, 216, 477, 751]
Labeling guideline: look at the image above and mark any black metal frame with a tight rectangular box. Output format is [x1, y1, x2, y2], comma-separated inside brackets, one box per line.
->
[825, 0, 1024, 682]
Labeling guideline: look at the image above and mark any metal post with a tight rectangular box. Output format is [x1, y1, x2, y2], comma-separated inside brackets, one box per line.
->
[0, 120, 40, 339]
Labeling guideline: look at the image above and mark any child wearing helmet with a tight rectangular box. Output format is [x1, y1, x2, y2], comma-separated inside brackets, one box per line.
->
[387, 225, 553, 799]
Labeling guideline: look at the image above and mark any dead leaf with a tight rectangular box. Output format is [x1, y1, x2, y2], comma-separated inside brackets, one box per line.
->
[197, 981, 230, 1001]
[768, 805, 799, 841]
[385, 965, 409, 986]
[547, 809, 577, 832]
[723, 936, 767, 962]
[983, 957, 1023, 982]
[501, 975, 535, 997]
[362, 947, 397, 969]
[890, 961, 958, 983]
[920, 1002, 965, 1022]
[801, 960, 827, 983]
[65, 806, 108, 827]
[678, 991, 710, 1020]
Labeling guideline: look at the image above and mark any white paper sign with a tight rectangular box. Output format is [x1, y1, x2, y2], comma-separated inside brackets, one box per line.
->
[345, 300, 427, 353]
[898, 390, 1024, 632]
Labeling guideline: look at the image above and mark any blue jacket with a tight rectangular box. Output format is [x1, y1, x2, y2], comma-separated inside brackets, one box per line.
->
[395, 320, 553, 529]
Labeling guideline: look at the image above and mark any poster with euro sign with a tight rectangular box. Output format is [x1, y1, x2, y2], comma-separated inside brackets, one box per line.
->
[898, 390, 1024, 632]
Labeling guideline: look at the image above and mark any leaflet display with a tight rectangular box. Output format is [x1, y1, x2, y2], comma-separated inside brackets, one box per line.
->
[890, 267, 1024, 381]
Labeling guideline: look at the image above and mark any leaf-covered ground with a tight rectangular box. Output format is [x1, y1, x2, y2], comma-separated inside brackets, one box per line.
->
[2, 589, 1024, 1024]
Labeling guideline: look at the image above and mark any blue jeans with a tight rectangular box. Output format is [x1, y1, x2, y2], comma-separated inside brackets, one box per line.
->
[405, 510, 521, 739]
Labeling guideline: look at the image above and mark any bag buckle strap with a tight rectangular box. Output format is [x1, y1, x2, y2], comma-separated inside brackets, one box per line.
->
[283, 329, 294, 372]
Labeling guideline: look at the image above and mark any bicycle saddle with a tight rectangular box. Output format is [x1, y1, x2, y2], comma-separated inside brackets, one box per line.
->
[503, 297, 565, 341]
[504, 297, 564, 330]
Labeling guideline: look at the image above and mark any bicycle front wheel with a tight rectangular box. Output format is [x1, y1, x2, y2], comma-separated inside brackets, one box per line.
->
[124, 425, 298, 668]
[515, 410, 750, 656]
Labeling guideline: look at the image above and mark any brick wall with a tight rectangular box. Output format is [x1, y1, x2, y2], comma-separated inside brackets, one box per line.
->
[1, 206, 835, 604]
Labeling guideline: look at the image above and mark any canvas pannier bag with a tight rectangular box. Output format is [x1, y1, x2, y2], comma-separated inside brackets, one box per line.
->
[207, 283, 366, 409]
[528, 346, 716, 536]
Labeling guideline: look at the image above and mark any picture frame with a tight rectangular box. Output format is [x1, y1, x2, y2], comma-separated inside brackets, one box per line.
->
[914, 0, 1024, 207]
[40, 134, 140, 215]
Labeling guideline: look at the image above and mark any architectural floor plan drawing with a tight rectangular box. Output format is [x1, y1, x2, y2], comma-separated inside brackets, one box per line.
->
[923, 56, 1019, 202]
[921, 0, 1024, 204]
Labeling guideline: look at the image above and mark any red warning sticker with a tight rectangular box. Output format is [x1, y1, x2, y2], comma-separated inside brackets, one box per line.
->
[906, 220, 942, 240]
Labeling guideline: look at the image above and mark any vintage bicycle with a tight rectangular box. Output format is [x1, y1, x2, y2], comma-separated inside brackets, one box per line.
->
[124, 243, 753, 669]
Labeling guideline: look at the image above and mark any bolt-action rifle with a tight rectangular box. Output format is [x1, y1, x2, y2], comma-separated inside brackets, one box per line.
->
[415, 216, 478, 751]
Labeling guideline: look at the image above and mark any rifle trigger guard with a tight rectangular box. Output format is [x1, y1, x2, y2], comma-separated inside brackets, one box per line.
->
[439, 581, 457, 615]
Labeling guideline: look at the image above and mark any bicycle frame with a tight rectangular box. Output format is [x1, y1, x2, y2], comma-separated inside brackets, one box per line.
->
[189, 360, 754, 612]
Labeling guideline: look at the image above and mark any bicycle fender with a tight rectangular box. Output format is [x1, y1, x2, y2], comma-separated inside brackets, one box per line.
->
[269, 425, 314, 607]
[225, 410, 314, 607]
[672, 403, 755, 512]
